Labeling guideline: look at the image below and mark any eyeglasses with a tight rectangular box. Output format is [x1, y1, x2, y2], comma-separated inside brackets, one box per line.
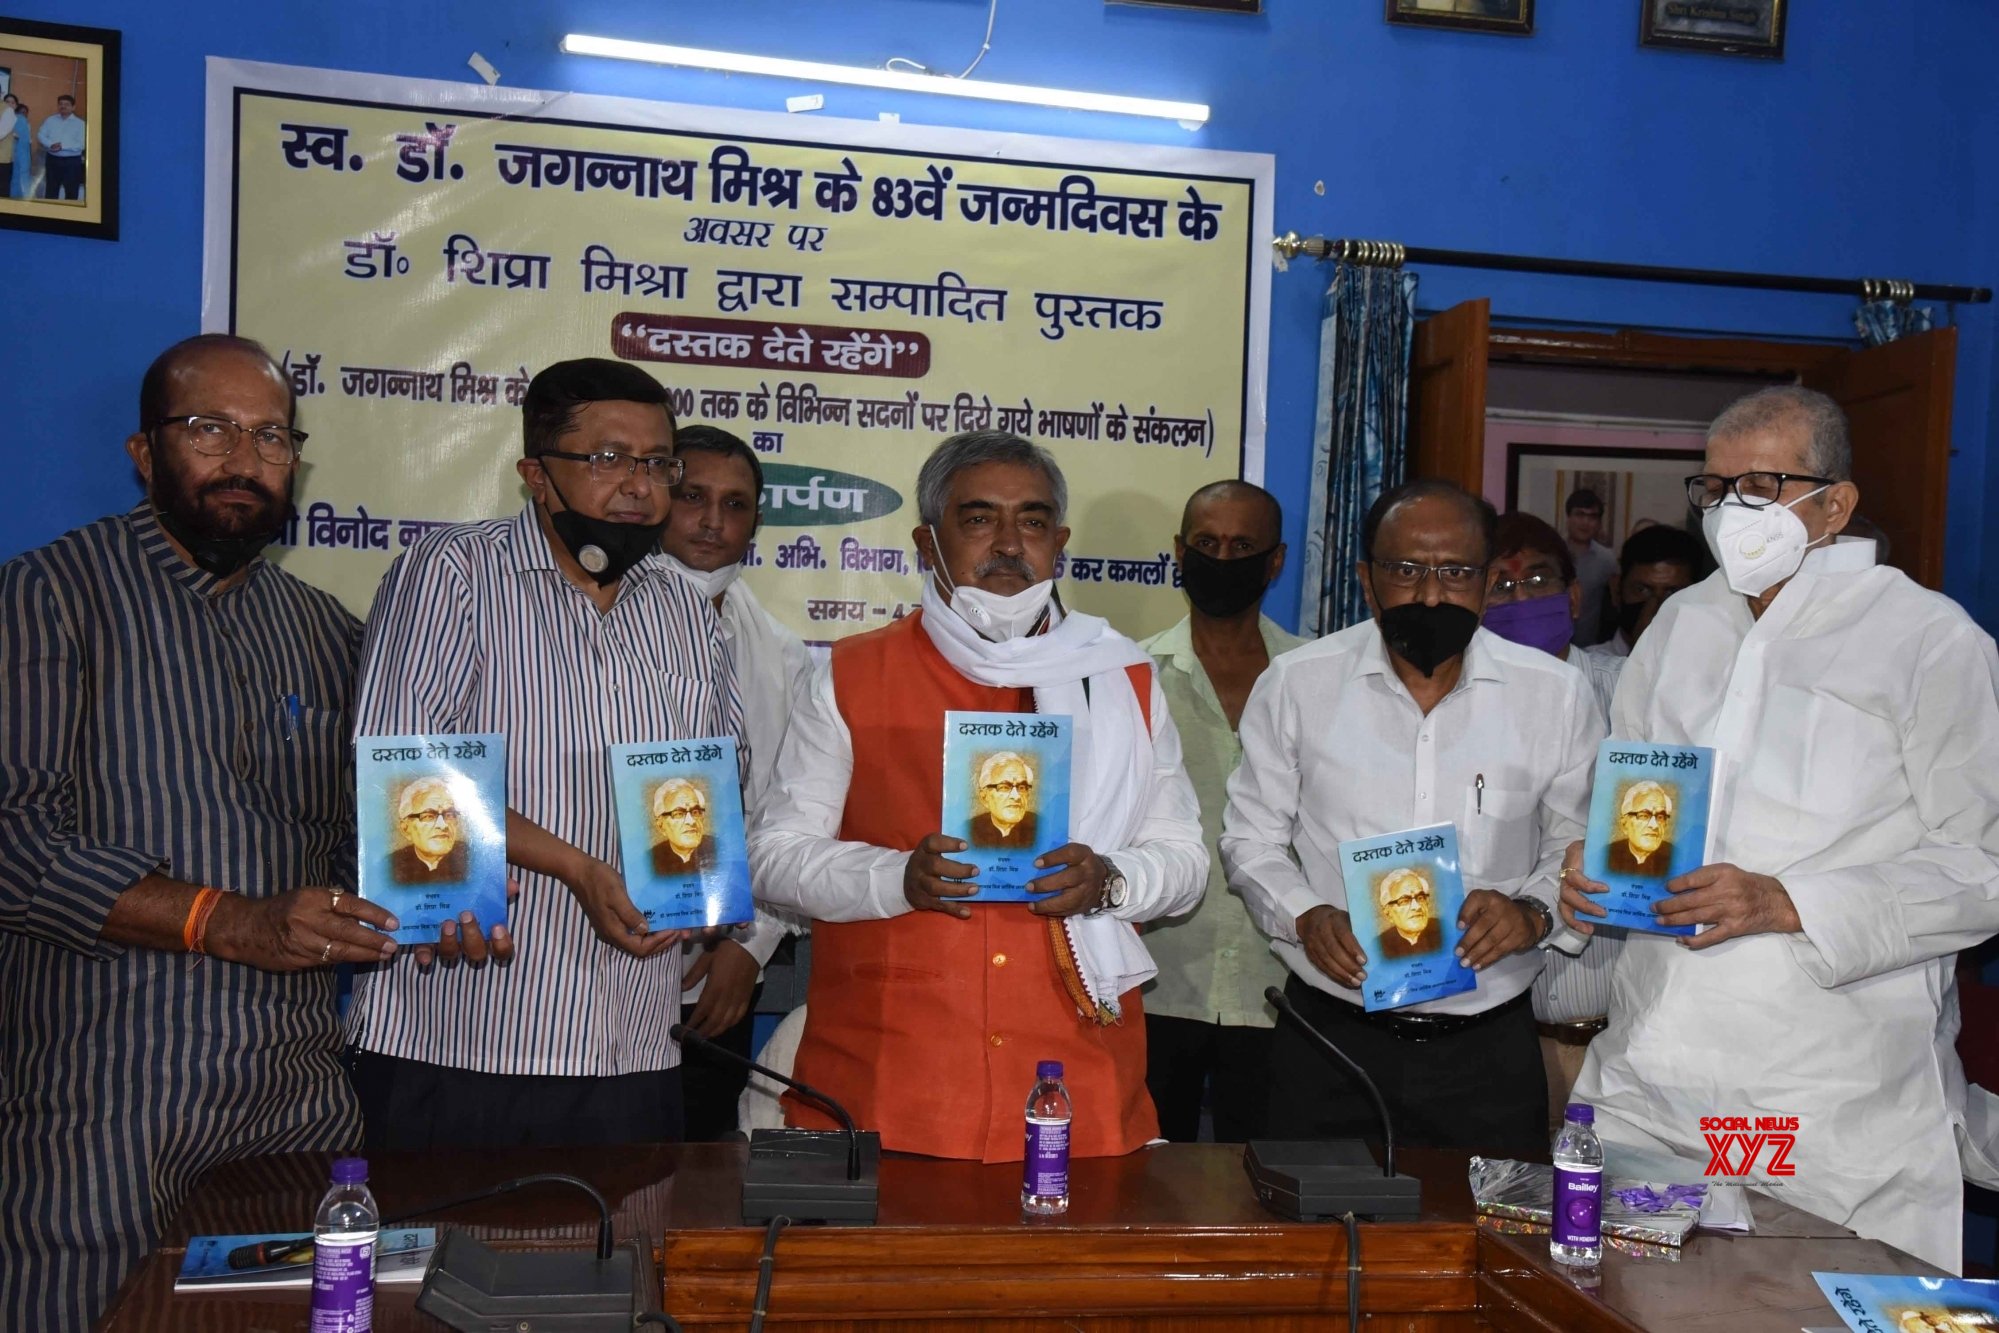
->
[659, 806, 706, 821]
[1623, 808, 1671, 825]
[1371, 559, 1487, 591]
[1385, 890, 1433, 911]
[981, 781, 1033, 797]
[540, 449, 685, 488]
[403, 808, 458, 827]
[1684, 472, 1836, 512]
[1488, 572, 1565, 599]
[152, 414, 307, 466]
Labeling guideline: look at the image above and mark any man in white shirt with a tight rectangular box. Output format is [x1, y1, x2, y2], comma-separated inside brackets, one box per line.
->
[1584, 524, 1702, 659]
[1562, 386, 1999, 1272]
[36, 93, 84, 200]
[1223, 479, 1601, 1156]
[1564, 489, 1618, 648]
[659, 424, 811, 1140]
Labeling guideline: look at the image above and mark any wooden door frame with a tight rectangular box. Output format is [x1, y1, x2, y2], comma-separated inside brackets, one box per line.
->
[1486, 325, 1844, 379]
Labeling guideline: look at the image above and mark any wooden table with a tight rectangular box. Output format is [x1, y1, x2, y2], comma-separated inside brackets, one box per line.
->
[100, 1142, 1932, 1330]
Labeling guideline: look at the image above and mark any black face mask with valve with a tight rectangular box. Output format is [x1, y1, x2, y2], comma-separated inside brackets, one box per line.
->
[1178, 545, 1276, 619]
[1376, 602, 1480, 677]
[541, 469, 668, 586]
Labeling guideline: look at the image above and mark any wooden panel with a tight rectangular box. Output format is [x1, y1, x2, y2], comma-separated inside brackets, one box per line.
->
[1801, 326, 1958, 589]
[1487, 327, 1843, 378]
[1409, 298, 1490, 492]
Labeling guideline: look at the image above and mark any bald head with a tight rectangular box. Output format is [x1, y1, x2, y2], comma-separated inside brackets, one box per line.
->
[1180, 480, 1281, 547]
[139, 334, 295, 431]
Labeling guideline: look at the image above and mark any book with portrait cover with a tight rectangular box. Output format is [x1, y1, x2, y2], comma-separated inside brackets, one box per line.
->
[1338, 822, 1476, 1012]
[174, 1228, 438, 1290]
[1812, 1271, 1999, 1333]
[1581, 740, 1718, 937]
[608, 738, 754, 931]
[356, 733, 508, 944]
[941, 710, 1072, 902]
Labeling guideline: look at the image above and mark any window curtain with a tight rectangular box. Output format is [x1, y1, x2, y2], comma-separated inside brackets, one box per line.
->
[1298, 263, 1418, 636]
[1854, 300, 1933, 346]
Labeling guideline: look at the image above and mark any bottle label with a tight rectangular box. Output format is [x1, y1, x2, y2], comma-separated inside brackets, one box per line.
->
[1552, 1165, 1601, 1249]
[310, 1233, 376, 1332]
[1023, 1116, 1069, 1197]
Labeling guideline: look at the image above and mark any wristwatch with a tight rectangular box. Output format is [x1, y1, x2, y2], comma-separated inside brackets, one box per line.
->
[1513, 893, 1554, 945]
[1097, 857, 1130, 914]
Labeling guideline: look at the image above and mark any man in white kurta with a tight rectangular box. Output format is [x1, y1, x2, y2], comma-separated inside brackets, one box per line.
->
[1563, 386, 1999, 1271]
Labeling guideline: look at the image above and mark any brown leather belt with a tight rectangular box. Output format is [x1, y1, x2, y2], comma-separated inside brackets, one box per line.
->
[1331, 988, 1531, 1043]
[1536, 1017, 1608, 1047]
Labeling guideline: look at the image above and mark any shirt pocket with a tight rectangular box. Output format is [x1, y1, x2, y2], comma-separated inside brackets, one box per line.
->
[1460, 785, 1538, 889]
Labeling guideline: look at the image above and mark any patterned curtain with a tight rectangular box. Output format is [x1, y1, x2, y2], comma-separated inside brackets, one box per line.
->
[1854, 299, 1933, 346]
[1299, 263, 1418, 636]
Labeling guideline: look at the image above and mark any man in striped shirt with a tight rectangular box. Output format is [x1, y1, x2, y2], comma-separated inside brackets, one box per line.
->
[345, 358, 738, 1149]
[0, 334, 400, 1330]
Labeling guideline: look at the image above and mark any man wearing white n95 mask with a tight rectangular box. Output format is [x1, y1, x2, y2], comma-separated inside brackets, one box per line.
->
[658, 424, 812, 1140]
[1561, 385, 1999, 1273]
[748, 430, 1206, 1161]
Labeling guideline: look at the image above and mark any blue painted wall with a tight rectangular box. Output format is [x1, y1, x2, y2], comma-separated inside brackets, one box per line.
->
[4, 0, 1997, 633]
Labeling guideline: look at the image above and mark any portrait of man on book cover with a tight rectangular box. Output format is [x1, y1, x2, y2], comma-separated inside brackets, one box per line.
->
[1607, 780, 1676, 879]
[389, 776, 469, 885]
[650, 776, 714, 877]
[1374, 866, 1443, 959]
[969, 750, 1039, 848]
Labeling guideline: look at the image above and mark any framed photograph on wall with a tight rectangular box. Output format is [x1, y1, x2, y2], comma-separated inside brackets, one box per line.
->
[1386, 0, 1534, 37]
[1108, 0, 1260, 12]
[1505, 443, 1706, 551]
[0, 16, 120, 240]
[1640, 0, 1786, 59]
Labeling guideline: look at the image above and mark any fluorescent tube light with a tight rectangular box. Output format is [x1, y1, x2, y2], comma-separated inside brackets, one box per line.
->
[559, 34, 1209, 127]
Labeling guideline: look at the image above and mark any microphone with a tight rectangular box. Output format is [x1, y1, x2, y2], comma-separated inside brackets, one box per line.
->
[671, 1022, 879, 1225]
[1242, 985, 1422, 1223]
[1264, 984, 1396, 1178]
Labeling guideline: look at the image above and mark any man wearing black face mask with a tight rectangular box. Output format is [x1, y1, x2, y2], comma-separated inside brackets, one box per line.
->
[0, 334, 404, 1330]
[345, 358, 740, 1152]
[1222, 479, 1602, 1156]
[1136, 480, 1304, 1143]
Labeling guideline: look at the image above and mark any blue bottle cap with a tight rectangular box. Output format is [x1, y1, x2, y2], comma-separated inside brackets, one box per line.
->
[1037, 1060, 1063, 1080]
[331, 1156, 369, 1183]
[1565, 1103, 1594, 1124]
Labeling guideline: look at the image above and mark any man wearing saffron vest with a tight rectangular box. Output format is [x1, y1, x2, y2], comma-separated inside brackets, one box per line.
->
[750, 431, 1207, 1160]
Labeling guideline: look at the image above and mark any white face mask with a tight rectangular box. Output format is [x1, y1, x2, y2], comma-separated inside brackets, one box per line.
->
[928, 524, 1056, 642]
[660, 551, 743, 602]
[1701, 486, 1830, 597]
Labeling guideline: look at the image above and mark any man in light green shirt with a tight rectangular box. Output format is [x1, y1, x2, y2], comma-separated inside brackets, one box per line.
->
[1139, 481, 1307, 1142]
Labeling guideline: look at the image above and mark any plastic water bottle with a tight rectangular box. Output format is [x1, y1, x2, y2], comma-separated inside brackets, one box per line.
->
[310, 1156, 379, 1332]
[1021, 1060, 1072, 1216]
[1550, 1103, 1604, 1267]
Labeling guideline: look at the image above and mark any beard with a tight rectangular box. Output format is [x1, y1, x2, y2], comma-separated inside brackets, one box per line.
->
[148, 442, 294, 576]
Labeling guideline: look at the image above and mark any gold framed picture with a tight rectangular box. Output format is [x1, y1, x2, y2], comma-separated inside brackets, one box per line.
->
[0, 16, 120, 240]
[1385, 0, 1534, 37]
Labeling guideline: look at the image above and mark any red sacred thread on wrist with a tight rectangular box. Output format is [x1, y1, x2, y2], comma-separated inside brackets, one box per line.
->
[184, 887, 225, 955]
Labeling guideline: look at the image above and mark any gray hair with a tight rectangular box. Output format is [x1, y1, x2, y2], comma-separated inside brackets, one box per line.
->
[652, 777, 707, 816]
[397, 776, 454, 820]
[1707, 386, 1852, 482]
[916, 431, 1068, 527]
[976, 750, 1035, 788]
[1620, 780, 1674, 817]
[1377, 866, 1430, 907]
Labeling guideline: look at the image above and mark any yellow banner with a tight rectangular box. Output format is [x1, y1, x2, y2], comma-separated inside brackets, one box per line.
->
[205, 62, 1272, 641]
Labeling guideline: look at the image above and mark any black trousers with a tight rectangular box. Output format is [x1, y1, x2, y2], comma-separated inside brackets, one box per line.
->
[350, 1050, 684, 1153]
[679, 981, 763, 1142]
[1265, 975, 1547, 1160]
[1144, 1013, 1274, 1143]
[43, 154, 83, 199]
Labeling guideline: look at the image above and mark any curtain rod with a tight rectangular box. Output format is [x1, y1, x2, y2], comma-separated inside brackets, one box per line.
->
[1271, 233, 1991, 305]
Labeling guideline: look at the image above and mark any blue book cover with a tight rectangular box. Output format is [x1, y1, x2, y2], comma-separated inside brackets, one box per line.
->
[941, 711, 1072, 902]
[609, 738, 754, 931]
[356, 734, 508, 944]
[175, 1228, 437, 1289]
[1338, 823, 1477, 1012]
[1581, 740, 1718, 937]
[1813, 1272, 1999, 1333]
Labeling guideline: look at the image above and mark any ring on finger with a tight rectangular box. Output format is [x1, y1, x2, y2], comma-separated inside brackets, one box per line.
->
[321, 940, 334, 963]
[329, 888, 344, 912]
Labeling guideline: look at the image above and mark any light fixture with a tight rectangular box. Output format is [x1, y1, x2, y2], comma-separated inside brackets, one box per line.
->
[559, 34, 1209, 128]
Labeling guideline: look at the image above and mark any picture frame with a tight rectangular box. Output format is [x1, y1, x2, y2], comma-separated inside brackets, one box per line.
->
[1385, 0, 1534, 37]
[0, 16, 120, 240]
[1504, 443, 1706, 551]
[1108, 0, 1260, 12]
[1639, 0, 1785, 59]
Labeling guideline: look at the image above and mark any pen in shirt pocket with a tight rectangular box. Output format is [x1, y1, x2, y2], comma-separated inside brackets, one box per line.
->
[1475, 772, 1485, 814]
[277, 692, 302, 742]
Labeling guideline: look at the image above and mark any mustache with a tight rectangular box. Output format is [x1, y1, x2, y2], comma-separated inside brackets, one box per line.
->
[198, 476, 282, 506]
[972, 553, 1036, 582]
